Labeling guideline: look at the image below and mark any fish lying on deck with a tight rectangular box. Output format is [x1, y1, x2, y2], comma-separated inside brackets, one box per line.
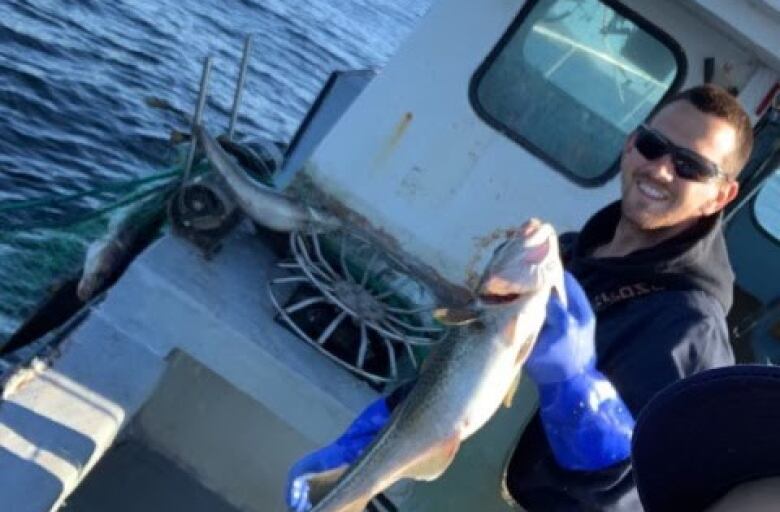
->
[309, 220, 565, 512]
[196, 124, 341, 233]
[77, 188, 172, 301]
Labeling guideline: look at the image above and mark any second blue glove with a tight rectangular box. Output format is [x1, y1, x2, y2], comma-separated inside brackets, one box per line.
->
[525, 271, 635, 471]
[285, 381, 414, 511]
[285, 398, 391, 511]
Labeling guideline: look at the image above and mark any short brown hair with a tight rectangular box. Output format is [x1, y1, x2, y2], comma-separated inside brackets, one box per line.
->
[654, 84, 754, 177]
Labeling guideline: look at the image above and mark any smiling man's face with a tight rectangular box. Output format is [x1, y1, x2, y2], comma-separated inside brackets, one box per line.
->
[619, 100, 740, 232]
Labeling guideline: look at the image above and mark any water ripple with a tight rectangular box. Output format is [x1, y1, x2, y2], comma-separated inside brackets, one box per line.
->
[0, 0, 431, 342]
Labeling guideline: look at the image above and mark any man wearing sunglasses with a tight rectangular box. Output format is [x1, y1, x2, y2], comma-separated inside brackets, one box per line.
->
[286, 84, 754, 512]
[504, 83, 754, 511]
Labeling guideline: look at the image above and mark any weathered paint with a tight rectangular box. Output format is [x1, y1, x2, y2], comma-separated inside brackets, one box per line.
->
[292, 0, 778, 293]
[373, 111, 415, 170]
[290, 168, 473, 305]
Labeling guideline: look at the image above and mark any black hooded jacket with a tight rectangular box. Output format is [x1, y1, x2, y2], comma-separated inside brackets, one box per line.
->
[505, 201, 736, 512]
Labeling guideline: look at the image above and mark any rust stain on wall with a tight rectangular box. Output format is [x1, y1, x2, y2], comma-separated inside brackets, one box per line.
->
[373, 111, 414, 170]
[390, 112, 413, 146]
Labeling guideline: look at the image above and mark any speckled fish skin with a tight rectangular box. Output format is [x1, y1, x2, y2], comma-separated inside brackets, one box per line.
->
[310, 222, 564, 512]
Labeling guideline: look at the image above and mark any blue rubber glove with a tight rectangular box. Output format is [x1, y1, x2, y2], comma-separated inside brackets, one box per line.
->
[525, 272, 635, 471]
[285, 397, 391, 511]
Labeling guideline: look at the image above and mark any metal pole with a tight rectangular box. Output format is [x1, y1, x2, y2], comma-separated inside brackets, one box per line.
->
[228, 36, 253, 140]
[183, 56, 213, 183]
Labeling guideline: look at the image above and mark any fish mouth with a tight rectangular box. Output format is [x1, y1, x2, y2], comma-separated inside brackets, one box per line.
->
[77, 277, 100, 302]
[477, 292, 522, 305]
[521, 237, 551, 264]
[478, 236, 552, 298]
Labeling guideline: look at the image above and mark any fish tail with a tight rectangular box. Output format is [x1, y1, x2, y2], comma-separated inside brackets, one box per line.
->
[310, 422, 403, 511]
[312, 494, 373, 512]
[309, 454, 384, 512]
[311, 422, 462, 511]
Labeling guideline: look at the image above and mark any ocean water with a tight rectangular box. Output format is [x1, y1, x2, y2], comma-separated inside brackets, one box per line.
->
[0, 0, 432, 344]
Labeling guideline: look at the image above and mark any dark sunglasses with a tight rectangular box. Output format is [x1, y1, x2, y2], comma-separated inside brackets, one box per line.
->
[634, 124, 728, 182]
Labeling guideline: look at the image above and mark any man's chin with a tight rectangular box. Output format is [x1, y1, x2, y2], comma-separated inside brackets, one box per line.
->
[621, 204, 674, 231]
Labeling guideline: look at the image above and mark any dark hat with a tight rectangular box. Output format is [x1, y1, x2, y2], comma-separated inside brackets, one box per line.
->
[632, 364, 780, 512]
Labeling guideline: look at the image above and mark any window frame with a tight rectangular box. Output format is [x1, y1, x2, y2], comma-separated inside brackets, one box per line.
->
[751, 168, 780, 247]
[468, 0, 688, 187]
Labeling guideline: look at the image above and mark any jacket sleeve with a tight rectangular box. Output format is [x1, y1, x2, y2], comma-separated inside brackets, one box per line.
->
[604, 291, 735, 414]
[670, 292, 735, 375]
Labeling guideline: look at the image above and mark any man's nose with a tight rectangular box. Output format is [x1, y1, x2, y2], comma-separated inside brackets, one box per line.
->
[643, 153, 676, 182]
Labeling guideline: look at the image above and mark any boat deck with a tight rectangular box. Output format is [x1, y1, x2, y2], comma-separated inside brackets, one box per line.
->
[0, 221, 537, 511]
[0, 223, 376, 511]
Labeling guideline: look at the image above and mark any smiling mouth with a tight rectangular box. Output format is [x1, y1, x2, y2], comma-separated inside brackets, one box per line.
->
[637, 179, 669, 201]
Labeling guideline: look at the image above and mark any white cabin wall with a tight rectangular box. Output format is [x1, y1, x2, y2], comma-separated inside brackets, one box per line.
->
[624, 0, 759, 91]
[683, 0, 780, 71]
[739, 67, 780, 123]
[297, 0, 778, 292]
[300, 0, 618, 290]
[625, 0, 780, 121]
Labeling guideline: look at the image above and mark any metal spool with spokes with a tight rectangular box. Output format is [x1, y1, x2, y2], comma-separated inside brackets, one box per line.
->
[268, 229, 447, 385]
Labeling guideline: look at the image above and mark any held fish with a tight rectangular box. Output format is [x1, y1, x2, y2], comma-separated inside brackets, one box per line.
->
[196, 124, 341, 233]
[309, 220, 565, 512]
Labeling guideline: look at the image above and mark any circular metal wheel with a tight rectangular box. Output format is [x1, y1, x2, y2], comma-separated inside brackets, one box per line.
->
[268, 229, 447, 384]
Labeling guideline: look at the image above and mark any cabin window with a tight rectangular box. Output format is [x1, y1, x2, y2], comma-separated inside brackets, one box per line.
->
[471, 0, 685, 185]
[754, 169, 780, 242]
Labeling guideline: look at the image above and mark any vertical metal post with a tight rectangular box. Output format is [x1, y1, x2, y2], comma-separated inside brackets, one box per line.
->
[228, 36, 253, 141]
[183, 56, 213, 183]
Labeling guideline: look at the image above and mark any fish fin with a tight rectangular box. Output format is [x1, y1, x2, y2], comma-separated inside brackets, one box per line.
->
[503, 373, 522, 408]
[552, 272, 567, 310]
[402, 433, 462, 481]
[307, 465, 349, 506]
[433, 306, 479, 326]
[504, 335, 536, 408]
[515, 334, 536, 366]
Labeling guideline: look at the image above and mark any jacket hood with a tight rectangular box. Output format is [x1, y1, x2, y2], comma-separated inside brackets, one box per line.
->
[568, 201, 734, 314]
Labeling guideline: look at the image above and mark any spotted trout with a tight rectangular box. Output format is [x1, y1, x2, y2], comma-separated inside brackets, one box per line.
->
[308, 220, 565, 512]
[196, 124, 341, 233]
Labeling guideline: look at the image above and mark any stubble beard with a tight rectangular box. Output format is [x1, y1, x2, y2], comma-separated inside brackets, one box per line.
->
[620, 171, 688, 234]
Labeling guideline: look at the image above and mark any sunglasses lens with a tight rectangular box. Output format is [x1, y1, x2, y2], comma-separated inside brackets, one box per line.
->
[635, 129, 668, 160]
[674, 154, 716, 181]
[635, 126, 722, 182]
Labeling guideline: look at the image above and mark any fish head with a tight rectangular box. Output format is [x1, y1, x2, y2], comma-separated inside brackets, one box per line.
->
[76, 239, 115, 302]
[476, 219, 564, 307]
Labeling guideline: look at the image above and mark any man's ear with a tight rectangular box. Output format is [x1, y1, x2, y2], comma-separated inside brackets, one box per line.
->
[624, 131, 637, 155]
[704, 180, 739, 215]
